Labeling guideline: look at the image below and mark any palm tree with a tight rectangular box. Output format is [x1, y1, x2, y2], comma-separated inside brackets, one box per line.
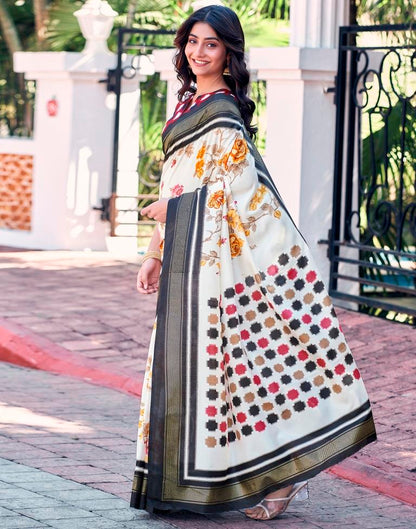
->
[354, 0, 415, 24]
[0, 0, 23, 56]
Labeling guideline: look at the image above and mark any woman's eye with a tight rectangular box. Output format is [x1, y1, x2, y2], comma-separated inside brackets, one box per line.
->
[188, 38, 197, 44]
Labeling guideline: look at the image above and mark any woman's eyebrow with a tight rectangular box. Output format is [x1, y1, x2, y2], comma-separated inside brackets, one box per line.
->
[189, 33, 220, 41]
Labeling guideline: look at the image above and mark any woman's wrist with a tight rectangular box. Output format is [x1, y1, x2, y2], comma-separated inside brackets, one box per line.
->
[141, 250, 162, 264]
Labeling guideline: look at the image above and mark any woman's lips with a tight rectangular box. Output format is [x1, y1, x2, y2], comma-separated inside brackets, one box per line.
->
[192, 59, 209, 66]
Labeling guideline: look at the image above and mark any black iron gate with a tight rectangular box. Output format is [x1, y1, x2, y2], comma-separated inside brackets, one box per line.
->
[324, 24, 416, 324]
[98, 28, 176, 244]
[98, 27, 267, 247]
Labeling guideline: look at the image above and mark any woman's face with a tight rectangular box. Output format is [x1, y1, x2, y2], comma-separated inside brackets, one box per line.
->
[185, 22, 227, 82]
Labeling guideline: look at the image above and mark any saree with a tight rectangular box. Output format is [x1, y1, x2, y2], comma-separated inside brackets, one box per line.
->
[131, 90, 377, 514]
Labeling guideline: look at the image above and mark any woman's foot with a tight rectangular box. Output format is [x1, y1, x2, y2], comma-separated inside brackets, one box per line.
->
[245, 481, 308, 520]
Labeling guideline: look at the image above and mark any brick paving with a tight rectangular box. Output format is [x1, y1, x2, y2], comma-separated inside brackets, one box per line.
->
[0, 248, 415, 526]
[0, 362, 415, 529]
[0, 458, 172, 528]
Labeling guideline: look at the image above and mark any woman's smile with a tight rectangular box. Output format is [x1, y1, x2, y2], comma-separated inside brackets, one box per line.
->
[185, 22, 227, 80]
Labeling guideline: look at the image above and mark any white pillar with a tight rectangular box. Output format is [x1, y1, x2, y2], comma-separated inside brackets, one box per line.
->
[4, 51, 116, 250]
[290, 0, 349, 48]
[250, 0, 349, 286]
[153, 49, 180, 120]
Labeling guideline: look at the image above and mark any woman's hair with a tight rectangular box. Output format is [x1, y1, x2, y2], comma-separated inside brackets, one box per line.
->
[173, 5, 257, 138]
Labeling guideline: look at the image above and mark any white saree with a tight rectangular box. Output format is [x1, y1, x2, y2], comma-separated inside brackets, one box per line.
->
[131, 90, 376, 513]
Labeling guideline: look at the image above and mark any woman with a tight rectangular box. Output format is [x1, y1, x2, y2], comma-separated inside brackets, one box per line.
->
[131, 5, 376, 521]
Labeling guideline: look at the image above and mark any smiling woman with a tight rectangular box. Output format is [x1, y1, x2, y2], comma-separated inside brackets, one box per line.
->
[185, 22, 228, 94]
[131, 4, 376, 522]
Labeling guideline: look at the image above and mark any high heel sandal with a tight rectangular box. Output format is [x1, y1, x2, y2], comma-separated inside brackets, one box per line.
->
[245, 481, 308, 521]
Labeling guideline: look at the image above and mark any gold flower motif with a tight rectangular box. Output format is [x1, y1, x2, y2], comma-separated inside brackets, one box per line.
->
[195, 159, 204, 178]
[229, 232, 244, 258]
[197, 145, 206, 159]
[218, 153, 229, 169]
[207, 190, 225, 209]
[230, 138, 249, 164]
[274, 208, 281, 219]
[227, 209, 244, 232]
[249, 184, 267, 211]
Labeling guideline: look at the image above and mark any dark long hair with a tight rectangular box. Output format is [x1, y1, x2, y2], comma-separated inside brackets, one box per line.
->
[173, 5, 257, 138]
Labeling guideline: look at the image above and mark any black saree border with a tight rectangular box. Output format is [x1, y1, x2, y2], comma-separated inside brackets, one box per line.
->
[144, 416, 376, 514]
[163, 93, 242, 156]
[143, 186, 377, 511]
[146, 186, 208, 505]
[182, 400, 374, 482]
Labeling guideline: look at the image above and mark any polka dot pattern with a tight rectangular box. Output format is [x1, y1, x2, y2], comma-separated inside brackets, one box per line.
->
[203, 246, 361, 447]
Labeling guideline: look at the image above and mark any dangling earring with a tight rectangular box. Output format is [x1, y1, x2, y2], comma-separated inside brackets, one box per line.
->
[223, 55, 231, 76]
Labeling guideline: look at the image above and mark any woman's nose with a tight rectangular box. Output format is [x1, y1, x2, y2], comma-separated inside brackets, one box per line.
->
[194, 43, 205, 56]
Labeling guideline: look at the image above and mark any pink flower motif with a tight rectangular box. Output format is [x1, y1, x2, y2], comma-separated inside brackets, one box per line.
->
[170, 184, 184, 197]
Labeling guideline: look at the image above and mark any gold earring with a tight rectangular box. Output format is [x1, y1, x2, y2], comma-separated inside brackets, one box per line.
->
[223, 65, 230, 76]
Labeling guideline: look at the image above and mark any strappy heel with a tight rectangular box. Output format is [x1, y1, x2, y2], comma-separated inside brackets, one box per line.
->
[245, 481, 308, 521]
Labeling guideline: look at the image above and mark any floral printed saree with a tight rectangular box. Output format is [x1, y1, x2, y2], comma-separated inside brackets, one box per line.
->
[131, 90, 376, 514]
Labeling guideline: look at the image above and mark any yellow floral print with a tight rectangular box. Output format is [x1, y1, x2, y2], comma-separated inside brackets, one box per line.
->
[207, 190, 225, 209]
[195, 159, 204, 178]
[229, 138, 249, 164]
[229, 232, 244, 258]
[218, 152, 229, 170]
[227, 209, 244, 232]
[249, 184, 267, 211]
[274, 208, 281, 219]
[197, 145, 206, 159]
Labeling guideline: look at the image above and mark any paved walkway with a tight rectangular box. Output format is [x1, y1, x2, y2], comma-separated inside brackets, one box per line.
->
[1, 362, 415, 529]
[0, 248, 415, 527]
[0, 458, 171, 529]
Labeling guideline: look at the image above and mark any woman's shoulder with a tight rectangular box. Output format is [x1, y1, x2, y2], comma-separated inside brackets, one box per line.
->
[200, 89, 242, 123]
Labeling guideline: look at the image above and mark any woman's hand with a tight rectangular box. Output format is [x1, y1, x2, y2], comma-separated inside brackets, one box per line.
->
[137, 258, 162, 294]
[141, 198, 169, 223]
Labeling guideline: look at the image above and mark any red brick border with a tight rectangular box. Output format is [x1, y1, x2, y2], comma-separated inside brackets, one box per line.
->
[1, 317, 415, 507]
[0, 317, 142, 398]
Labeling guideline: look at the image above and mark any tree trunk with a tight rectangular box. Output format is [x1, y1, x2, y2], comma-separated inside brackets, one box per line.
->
[0, 0, 23, 55]
[349, 0, 358, 25]
[34, 0, 48, 49]
[126, 0, 139, 28]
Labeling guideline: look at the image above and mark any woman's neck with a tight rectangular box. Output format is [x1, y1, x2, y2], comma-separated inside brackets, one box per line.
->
[194, 76, 228, 98]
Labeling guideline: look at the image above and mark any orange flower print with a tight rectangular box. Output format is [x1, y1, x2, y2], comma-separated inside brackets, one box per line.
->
[229, 232, 244, 258]
[274, 208, 281, 219]
[170, 184, 184, 197]
[207, 190, 225, 209]
[197, 145, 206, 160]
[195, 159, 204, 178]
[218, 153, 229, 170]
[229, 138, 248, 164]
[227, 209, 243, 232]
[249, 184, 267, 211]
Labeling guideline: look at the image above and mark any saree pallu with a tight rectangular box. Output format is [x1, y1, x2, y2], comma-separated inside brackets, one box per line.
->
[131, 92, 377, 514]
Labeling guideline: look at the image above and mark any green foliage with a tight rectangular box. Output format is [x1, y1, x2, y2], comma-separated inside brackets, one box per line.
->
[356, 0, 416, 24]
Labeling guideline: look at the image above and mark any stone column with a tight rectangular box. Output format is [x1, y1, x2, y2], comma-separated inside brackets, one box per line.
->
[0, 0, 119, 251]
[250, 0, 349, 285]
[153, 49, 180, 121]
[8, 51, 116, 250]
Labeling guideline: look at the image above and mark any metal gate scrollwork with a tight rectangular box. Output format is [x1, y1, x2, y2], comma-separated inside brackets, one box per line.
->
[325, 24, 416, 324]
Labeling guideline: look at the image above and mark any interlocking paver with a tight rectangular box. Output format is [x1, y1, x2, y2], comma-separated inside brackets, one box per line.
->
[0, 363, 415, 528]
[0, 248, 415, 528]
[0, 458, 175, 529]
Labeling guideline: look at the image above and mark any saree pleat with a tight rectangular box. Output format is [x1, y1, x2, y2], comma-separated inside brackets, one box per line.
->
[131, 92, 376, 513]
